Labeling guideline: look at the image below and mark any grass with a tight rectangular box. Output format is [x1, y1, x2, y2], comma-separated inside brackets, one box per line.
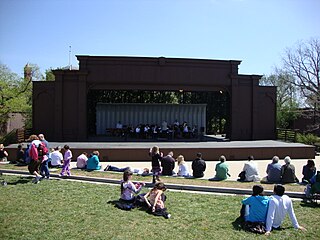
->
[0, 175, 319, 240]
[0, 163, 306, 192]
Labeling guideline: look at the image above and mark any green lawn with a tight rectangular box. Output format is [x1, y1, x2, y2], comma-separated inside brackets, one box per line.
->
[0, 175, 319, 240]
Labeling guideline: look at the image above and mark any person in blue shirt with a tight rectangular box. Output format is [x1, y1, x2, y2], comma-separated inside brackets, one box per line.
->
[86, 151, 102, 170]
[241, 185, 269, 223]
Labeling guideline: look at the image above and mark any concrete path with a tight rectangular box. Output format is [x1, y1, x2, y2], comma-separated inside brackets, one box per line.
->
[70, 155, 320, 181]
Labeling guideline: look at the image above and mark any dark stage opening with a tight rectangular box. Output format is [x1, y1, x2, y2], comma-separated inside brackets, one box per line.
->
[87, 90, 230, 140]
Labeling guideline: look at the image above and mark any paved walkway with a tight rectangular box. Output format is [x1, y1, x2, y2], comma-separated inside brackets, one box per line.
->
[69, 155, 320, 181]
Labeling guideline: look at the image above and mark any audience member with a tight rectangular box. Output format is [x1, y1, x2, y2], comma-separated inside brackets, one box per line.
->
[264, 156, 281, 183]
[149, 146, 163, 183]
[40, 147, 50, 179]
[16, 144, 26, 165]
[305, 171, 320, 199]
[161, 151, 175, 176]
[38, 133, 49, 149]
[60, 145, 72, 176]
[302, 159, 316, 184]
[86, 151, 102, 170]
[265, 185, 306, 236]
[76, 152, 88, 169]
[144, 182, 171, 219]
[0, 144, 9, 162]
[192, 152, 206, 178]
[281, 156, 299, 184]
[104, 165, 150, 176]
[104, 165, 130, 172]
[241, 185, 269, 231]
[242, 156, 260, 182]
[50, 146, 63, 167]
[176, 155, 190, 177]
[209, 155, 230, 181]
[120, 170, 145, 203]
[28, 136, 48, 183]
[161, 120, 168, 132]
[310, 171, 320, 195]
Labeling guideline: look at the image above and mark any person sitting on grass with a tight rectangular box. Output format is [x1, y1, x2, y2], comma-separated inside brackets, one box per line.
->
[0, 144, 9, 162]
[241, 155, 260, 182]
[76, 152, 88, 169]
[280, 156, 299, 184]
[265, 184, 306, 236]
[262, 156, 281, 183]
[49, 146, 63, 168]
[176, 155, 190, 177]
[15, 144, 26, 165]
[161, 151, 175, 176]
[104, 165, 150, 176]
[120, 170, 145, 204]
[209, 155, 230, 181]
[86, 151, 102, 170]
[302, 159, 316, 184]
[192, 152, 206, 178]
[144, 182, 171, 219]
[241, 185, 269, 234]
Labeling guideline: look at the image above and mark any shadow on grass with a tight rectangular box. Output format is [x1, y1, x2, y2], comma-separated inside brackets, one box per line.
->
[232, 216, 245, 231]
[300, 200, 320, 208]
[1, 176, 33, 185]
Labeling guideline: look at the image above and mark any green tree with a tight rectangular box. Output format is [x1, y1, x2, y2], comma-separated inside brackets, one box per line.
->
[45, 69, 55, 81]
[261, 69, 300, 128]
[0, 63, 32, 134]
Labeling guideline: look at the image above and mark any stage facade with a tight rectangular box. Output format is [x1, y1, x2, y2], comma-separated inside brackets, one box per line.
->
[33, 56, 276, 141]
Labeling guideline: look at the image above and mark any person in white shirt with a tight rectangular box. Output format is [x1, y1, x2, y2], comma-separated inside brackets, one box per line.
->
[50, 146, 63, 167]
[265, 184, 306, 236]
[243, 155, 260, 182]
[76, 152, 88, 169]
[176, 155, 190, 177]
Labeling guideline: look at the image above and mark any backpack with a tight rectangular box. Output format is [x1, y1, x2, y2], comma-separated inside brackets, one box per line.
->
[37, 143, 48, 160]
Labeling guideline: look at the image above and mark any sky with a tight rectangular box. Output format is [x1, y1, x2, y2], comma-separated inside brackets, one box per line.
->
[0, 0, 319, 77]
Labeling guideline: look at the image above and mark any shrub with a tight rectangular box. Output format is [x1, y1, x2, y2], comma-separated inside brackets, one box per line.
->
[296, 133, 320, 145]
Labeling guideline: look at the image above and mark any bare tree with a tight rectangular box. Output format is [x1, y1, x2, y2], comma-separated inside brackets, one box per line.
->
[282, 38, 320, 131]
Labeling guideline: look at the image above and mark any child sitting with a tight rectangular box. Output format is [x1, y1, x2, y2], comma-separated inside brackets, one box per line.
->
[120, 170, 145, 203]
[144, 182, 171, 219]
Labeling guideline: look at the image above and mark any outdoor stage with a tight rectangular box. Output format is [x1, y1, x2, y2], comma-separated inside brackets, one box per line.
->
[6, 139, 315, 162]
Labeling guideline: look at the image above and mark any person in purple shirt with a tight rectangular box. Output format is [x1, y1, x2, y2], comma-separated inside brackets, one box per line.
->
[60, 145, 72, 176]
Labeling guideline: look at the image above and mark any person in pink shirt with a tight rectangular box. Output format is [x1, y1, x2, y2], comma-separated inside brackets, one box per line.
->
[60, 145, 72, 176]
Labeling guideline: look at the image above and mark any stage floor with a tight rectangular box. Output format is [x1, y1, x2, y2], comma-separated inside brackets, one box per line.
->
[6, 140, 315, 161]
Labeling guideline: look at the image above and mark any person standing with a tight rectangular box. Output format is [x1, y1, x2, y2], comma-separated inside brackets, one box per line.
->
[209, 155, 230, 181]
[192, 152, 206, 178]
[60, 145, 72, 176]
[149, 146, 163, 183]
[161, 151, 175, 176]
[265, 185, 306, 236]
